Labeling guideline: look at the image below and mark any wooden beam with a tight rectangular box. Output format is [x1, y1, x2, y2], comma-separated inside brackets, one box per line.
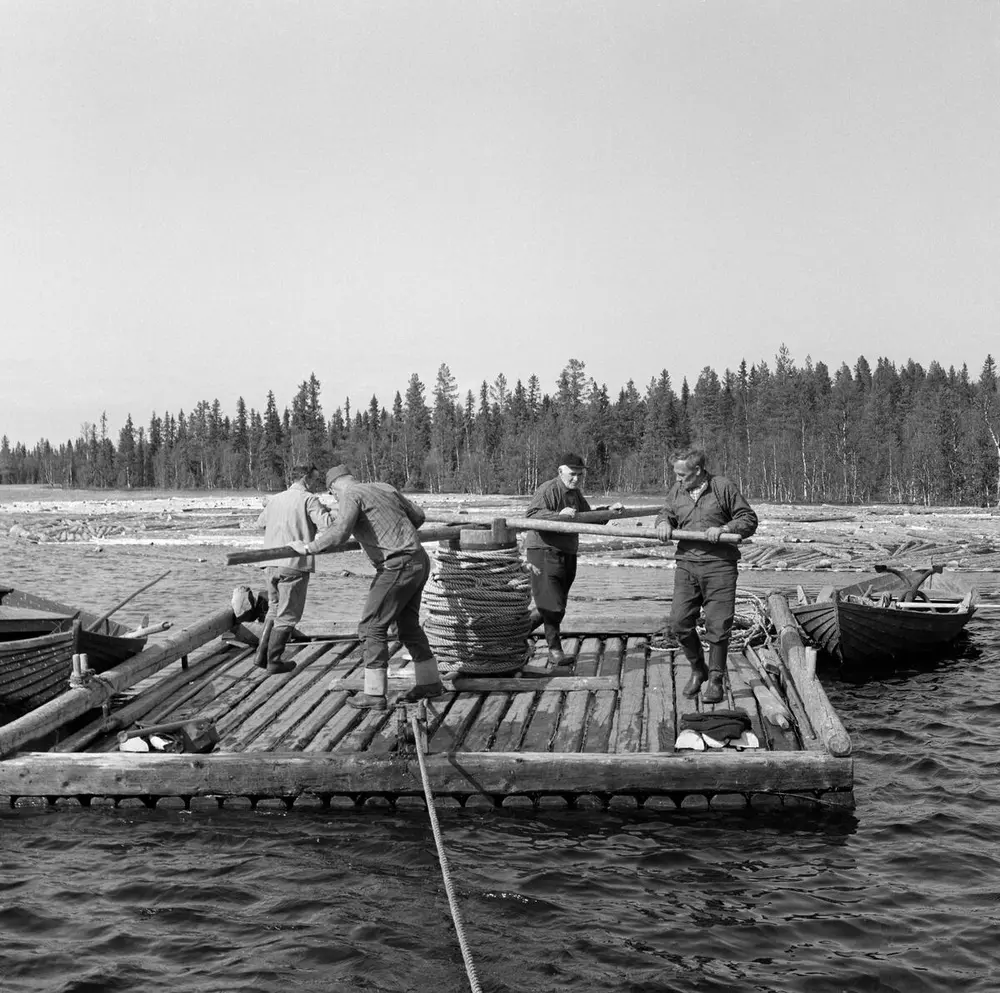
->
[329, 675, 621, 693]
[767, 593, 852, 757]
[0, 750, 855, 799]
[225, 525, 479, 566]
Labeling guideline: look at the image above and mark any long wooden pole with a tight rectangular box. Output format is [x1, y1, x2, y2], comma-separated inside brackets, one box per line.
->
[498, 517, 742, 543]
[227, 516, 738, 567]
[225, 525, 476, 566]
[423, 506, 656, 526]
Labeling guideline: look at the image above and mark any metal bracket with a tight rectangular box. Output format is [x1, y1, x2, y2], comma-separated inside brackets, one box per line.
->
[395, 701, 428, 758]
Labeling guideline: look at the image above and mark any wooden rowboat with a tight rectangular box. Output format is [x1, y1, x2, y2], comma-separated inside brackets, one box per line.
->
[790, 565, 977, 668]
[0, 586, 148, 715]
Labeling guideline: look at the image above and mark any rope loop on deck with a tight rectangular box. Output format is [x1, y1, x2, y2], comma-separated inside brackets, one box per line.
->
[411, 711, 483, 993]
[422, 546, 532, 675]
[649, 590, 772, 652]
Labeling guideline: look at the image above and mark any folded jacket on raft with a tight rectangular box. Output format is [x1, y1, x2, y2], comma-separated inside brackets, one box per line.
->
[680, 709, 752, 742]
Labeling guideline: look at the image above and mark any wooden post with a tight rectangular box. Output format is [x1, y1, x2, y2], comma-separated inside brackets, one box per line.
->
[455, 519, 517, 551]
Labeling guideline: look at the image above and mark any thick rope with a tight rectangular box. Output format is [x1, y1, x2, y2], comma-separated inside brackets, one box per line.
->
[422, 546, 532, 674]
[410, 712, 483, 993]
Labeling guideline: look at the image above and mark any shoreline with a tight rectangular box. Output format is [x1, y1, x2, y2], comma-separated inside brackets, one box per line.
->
[3, 491, 1000, 569]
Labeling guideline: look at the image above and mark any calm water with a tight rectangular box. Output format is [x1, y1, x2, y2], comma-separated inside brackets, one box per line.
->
[2, 554, 999, 992]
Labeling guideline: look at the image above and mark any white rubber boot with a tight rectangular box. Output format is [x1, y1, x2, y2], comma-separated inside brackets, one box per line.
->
[400, 658, 446, 703]
[348, 667, 388, 710]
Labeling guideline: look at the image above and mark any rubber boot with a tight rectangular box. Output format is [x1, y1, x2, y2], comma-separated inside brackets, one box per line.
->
[528, 608, 543, 633]
[702, 643, 728, 705]
[266, 627, 295, 675]
[399, 658, 445, 704]
[254, 619, 274, 669]
[682, 651, 708, 699]
[348, 666, 388, 710]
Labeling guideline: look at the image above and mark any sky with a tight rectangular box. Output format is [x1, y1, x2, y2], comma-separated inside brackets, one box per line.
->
[2, 1, 998, 445]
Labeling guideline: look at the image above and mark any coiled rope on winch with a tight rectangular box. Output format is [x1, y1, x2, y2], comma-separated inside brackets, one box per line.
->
[422, 545, 532, 674]
[410, 711, 483, 993]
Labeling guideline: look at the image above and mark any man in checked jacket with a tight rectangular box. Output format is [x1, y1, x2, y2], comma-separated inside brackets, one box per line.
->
[291, 463, 443, 711]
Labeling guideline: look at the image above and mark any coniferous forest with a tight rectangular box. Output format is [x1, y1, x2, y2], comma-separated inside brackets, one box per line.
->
[4, 349, 1000, 506]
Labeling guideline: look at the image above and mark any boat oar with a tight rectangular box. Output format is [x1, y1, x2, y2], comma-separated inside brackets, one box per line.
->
[86, 570, 172, 632]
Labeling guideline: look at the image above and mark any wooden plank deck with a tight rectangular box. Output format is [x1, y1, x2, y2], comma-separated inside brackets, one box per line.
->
[0, 625, 854, 809]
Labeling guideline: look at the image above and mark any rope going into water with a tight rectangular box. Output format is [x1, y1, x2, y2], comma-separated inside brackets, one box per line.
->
[422, 546, 532, 674]
[410, 711, 483, 993]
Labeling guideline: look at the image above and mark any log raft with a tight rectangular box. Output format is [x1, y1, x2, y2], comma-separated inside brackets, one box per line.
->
[0, 599, 854, 811]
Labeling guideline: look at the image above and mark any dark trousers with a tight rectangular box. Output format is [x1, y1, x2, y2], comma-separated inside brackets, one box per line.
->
[526, 547, 578, 650]
[669, 559, 737, 661]
[359, 547, 434, 669]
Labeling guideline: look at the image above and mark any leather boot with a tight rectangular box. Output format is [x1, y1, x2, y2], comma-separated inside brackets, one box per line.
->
[348, 666, 388, 710]
[254, 619, 274, 669]
[682, 652, 708, 698]
[702, 643, 728, 705]
[399, 658, 446, 703]
[266, 627, 295, 675]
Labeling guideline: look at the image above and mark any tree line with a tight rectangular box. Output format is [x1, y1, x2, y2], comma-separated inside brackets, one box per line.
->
[3, 350, 1000, 506]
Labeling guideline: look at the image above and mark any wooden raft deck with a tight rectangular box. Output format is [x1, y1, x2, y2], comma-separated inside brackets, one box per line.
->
[0, 611, 855, 810]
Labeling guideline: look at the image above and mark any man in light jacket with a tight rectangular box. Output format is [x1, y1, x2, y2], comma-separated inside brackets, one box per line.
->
[255, 464, 333, 675]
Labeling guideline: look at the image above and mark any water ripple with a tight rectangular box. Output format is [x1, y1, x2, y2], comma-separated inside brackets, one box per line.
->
[2, 585, 1000, 991]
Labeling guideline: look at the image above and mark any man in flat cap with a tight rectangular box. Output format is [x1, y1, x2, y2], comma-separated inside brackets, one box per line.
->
[289, 463, 442, 710]
[524, 452, 621, 667]
[254, 463, 332, 675]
